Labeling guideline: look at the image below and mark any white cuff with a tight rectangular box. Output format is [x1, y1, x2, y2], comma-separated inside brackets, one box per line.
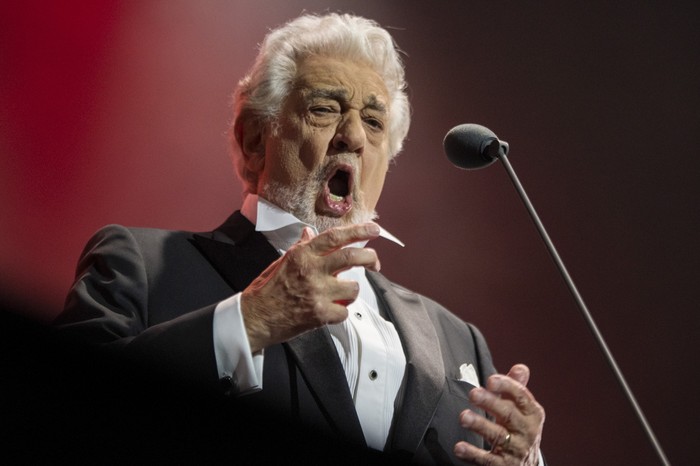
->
[213, 293, 264, 394]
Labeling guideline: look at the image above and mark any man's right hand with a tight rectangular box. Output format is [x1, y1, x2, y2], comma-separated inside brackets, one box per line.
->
[240, 222, 381, 353]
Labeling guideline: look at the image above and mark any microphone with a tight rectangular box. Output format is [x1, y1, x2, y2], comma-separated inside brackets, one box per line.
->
[443, 123, 509, 169]
[443, 123, 671, 466]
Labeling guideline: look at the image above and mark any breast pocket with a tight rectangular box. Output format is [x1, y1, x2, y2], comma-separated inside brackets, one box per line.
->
[415, 377, 487, 463]
[446, 377, 477, 401]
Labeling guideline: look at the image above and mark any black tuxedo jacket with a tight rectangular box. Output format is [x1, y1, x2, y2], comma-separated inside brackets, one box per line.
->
[57, 211, 497, 465]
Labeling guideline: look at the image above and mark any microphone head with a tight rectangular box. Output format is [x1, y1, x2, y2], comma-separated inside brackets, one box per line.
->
[443, 123, 508, 170]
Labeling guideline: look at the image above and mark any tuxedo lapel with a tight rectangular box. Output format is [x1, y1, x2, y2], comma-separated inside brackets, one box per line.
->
[191, 211, 364, 444]
[285, 329, 366, 445]
[190, 211, 280, 292]
[368, 272, 446, 457]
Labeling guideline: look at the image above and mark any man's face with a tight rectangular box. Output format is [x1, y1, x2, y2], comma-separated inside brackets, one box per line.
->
[252, 55, 391, 231]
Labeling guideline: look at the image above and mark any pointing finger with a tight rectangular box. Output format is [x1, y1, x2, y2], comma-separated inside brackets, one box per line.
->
[307, 223, 381, 254]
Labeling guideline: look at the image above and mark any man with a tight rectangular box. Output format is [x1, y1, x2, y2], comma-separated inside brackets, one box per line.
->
[57, 13, 545, 465]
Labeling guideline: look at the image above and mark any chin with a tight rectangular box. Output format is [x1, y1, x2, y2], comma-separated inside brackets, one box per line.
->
[262, 179, 377, 232]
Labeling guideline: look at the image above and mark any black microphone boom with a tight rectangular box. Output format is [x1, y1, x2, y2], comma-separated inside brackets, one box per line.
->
[443, 123, 671, 466]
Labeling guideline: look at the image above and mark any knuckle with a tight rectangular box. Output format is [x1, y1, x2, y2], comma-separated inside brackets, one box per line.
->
[287, 242, 303, 255]
[285, 246, 304, 266]
[303, 280, 320, 297]
[311, 300, 327, 322]
[501, 405, 515, 426]
[341, 248, 356, 262]
[534, 402, 546, 423]
[325, 229, 342, 244]
[292, 256, 316, 280]
[513, 387, 529, 408]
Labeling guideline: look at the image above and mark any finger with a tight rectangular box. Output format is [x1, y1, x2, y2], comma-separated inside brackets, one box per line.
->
[485, 374, 539, 415]
[307, 223, 380, 254]
[323, 247, 381, 274]
[459, 409, 513, 454]
[469, 386, 528, 434]
[330, 279, 361, 306]
[454, 441, 505, 466]
[506, 364, 530, 386]
[470, 378, 544, 438]
[312, 300, 350, 325]
[295, 278, 359, 321]
[300, 226, 317, 242]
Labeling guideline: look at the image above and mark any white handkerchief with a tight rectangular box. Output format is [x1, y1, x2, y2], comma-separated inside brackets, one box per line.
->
[458, 363, 480, 387]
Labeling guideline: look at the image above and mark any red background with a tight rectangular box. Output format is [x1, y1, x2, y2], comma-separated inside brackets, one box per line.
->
[2, 1, 698, 464]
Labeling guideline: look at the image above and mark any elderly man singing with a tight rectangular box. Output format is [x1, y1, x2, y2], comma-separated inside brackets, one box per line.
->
[57, 13, 545, 465]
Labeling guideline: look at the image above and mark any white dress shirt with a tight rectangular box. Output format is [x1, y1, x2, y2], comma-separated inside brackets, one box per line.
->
[212, 194, 406, 450]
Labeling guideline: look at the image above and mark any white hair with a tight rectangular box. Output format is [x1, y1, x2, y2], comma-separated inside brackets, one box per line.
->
[230, 13, 411, 192]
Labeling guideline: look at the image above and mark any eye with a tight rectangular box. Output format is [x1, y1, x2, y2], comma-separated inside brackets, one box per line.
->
[364, 117, 384, 131]
[310, 106, 337, 115]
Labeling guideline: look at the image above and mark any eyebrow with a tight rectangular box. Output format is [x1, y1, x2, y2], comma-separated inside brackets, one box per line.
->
[307, 88, 387, 114]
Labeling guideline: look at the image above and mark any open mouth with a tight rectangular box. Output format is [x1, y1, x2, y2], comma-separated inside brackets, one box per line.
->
[318, 164, 354, 216]
[328, 169, 350, 201]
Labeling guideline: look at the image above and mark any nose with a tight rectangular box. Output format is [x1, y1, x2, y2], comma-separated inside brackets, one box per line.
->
[332, 112, 365, 154]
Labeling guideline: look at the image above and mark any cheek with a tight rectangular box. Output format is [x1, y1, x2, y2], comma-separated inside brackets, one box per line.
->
[275, 126, 329, 177]
[262, 138, 307, 186]
[360, 160, 388, 210]
[298, 134, 329, 171]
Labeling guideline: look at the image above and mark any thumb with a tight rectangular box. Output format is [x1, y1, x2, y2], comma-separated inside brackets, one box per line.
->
[300, 226, 317, 241]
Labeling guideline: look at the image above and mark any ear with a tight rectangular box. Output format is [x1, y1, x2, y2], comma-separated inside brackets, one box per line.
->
[234, 115, 267, 189]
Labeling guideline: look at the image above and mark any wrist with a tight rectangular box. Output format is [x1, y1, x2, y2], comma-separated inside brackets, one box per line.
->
[240, 292, 270, 353]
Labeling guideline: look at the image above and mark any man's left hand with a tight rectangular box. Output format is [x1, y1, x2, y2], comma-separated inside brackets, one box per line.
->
[454, 364, 545, 465]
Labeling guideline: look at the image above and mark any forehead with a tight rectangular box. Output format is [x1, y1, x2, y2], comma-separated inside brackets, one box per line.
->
[292, 55, 390, 108]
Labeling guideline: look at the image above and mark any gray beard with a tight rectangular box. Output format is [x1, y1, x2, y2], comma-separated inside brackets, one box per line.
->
[260, 157, 377, 232]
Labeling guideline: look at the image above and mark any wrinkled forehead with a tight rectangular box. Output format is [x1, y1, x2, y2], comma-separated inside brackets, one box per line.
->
[291, 55, 391, 111]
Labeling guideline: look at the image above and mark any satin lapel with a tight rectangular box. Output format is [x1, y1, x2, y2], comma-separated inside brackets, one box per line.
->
[368, 272, 446, 456]
[285, 329, 366, 445]
[190, 212, 280, 292]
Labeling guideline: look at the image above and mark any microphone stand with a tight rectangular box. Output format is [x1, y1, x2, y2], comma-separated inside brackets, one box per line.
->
[493, 146, 671, 466]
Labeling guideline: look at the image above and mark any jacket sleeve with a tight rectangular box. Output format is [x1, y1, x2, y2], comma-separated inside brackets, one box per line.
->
[55, 224, 220, 386]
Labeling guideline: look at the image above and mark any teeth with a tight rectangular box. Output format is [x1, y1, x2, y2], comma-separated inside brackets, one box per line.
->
[329, 193, 344, 202]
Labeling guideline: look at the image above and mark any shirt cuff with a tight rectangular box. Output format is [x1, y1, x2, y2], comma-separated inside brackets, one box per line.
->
[213, 293, 264, 394]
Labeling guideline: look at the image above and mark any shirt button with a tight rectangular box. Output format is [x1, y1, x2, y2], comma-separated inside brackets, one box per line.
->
[369, 370, 378, 380]
[354, 312, 363, 320]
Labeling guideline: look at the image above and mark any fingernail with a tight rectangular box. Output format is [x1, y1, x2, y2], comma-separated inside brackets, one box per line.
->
[367, 223, 380, 235]
[454, 443, 467, 456]
[470, 387, 484, 402]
